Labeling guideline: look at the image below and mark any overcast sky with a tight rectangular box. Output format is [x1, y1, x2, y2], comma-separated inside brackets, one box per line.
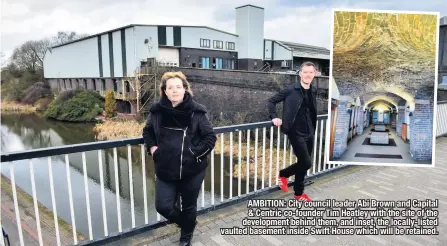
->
[1, 0, 446, 65]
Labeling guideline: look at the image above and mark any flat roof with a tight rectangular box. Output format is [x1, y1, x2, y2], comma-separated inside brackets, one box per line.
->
[278, 40, 330, 53]
[51, 24, 238, 49]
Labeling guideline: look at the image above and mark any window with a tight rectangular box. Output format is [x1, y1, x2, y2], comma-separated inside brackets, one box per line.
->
[227, 42, 235, 50]
[281, 61, 290, 67]
[442, 75, 447, 85]
[213, 40, 223, 49]
[215, 58, 223, 69]
[200, 39, 210, 48]
[222, 59, 235, 70]
[199, 57, 210, 68]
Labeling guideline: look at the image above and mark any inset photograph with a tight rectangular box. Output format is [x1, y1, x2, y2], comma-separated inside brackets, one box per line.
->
[327, 9, 440, 166]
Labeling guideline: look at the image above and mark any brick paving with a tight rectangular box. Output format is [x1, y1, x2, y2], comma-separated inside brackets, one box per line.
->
[117, 137, 447, 246]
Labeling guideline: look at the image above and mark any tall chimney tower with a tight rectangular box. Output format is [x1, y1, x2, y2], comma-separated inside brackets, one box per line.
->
[235, 4, 264, 71]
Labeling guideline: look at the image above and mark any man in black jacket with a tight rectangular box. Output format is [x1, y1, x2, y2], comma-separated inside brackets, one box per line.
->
[266, 61, 318, 202]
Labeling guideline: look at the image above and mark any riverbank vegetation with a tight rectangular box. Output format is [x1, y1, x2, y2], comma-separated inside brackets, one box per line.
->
[1, 31, 88, 117]
[1, 100, 37, 113]
[94, 119, 145, 140]
[44, 89, 104, 122]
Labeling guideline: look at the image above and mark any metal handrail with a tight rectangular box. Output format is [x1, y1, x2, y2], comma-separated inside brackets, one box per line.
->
[0, 115, 329, 163]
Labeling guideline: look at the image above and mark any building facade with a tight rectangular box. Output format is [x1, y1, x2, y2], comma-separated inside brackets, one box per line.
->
[43, 4, 329, 82]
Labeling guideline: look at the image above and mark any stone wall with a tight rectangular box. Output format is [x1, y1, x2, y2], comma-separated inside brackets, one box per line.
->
[179, 68, 329, 124]
[409, 101, 434, 161]
[46, 68, 330, 124]
[332, 101, 350, 158]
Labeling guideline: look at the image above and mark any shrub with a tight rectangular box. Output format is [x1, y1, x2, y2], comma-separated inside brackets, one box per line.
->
[104, 90, 117, 118]
[22, 82, 53, 105]
[44, 89, 104, 122]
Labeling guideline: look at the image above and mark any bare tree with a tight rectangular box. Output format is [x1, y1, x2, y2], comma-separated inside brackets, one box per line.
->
[52, 31, 90, 45]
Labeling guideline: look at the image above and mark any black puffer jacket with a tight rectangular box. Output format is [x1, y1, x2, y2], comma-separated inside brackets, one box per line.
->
[142, 97, 217, 181]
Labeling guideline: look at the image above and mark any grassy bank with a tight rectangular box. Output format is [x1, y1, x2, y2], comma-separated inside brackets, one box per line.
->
[1, 101, 37, 113]
[1, 174, 87, 244]
[214, 133, 294, 185]
[94, 119, 293, 184]
[93, 119, 145, 141]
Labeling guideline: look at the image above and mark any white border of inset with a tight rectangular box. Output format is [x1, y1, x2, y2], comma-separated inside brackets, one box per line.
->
[325, 8, 440, 168]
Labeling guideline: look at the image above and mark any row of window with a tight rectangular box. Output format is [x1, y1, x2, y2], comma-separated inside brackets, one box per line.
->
[199, 57, 235, 70]
[58, 79, 130, 92]
[200, 39, 235, 50]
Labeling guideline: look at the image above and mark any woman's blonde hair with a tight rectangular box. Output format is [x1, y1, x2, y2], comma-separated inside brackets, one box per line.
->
[159, 71, 193, 98]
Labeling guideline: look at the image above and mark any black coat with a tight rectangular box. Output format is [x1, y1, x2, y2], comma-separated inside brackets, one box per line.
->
[267, 81, 317, 134]
[142, 101, 217, 181]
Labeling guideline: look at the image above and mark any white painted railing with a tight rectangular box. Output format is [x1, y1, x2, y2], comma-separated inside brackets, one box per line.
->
[1, 100, 446, 246]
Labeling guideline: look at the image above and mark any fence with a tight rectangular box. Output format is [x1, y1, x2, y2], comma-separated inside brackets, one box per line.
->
[1, 100, 447, 245]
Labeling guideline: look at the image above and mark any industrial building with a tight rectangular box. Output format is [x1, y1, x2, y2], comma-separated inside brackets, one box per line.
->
[42, 4, 330, 113]
[43, 4, 329, 79]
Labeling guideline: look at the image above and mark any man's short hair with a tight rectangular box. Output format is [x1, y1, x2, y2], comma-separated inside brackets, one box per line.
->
[299, 61, 317, 72]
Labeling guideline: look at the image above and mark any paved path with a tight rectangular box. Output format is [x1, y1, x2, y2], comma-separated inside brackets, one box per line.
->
[336, 126, 431, 164]
[111, 137, 447, 246]
[1, 212, 39, 246]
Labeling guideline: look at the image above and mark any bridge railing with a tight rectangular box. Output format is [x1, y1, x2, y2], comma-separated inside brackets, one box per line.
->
[0, 114, 332, 246]
[1, 100, 447, 245]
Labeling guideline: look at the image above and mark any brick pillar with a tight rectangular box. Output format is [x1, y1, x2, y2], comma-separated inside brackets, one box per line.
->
[129, 100, 138, 114]
[409, 100, 433, 161]
[396, 107, 406, 137]
[365, 109, 370, 127]
[332, 101, 350, 158]
[357, 109, 364, 135]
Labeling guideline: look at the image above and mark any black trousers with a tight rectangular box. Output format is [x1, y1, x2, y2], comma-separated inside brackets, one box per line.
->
[155, 168, 206, 232]
[279, 133, 314, 195]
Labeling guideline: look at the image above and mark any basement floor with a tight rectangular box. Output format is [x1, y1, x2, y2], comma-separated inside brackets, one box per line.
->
[334, 126, 432, 165]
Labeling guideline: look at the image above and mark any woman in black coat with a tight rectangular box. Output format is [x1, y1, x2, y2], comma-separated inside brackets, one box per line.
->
[142, 71, 217, 246]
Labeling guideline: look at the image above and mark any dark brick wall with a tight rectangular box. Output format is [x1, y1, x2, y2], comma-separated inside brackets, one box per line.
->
[178, 68, 329, 124]
[47, 68, 330, 124]
[179, 48, 238, 69]
[187, 80, 329, 124]
[410, 101, 434, 161]
[332, 101, 350, 159]
[238, 59, 264, 71]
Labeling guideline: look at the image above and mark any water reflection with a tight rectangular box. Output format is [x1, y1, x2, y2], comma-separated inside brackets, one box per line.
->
[0, 113, 248, 239]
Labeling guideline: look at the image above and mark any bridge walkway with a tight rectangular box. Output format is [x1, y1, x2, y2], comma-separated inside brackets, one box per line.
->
[107, 138, 447, 246]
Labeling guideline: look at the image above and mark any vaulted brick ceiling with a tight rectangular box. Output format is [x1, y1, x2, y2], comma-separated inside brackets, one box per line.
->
[332, 11, 438, 97]
[362, 91, 404, 106]
[369, 100, 396, 110]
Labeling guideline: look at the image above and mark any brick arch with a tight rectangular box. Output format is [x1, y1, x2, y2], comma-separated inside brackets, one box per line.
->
[364, 96, 398, 110]
[369, 100, 396, 111]
[332, 11, 437, 99]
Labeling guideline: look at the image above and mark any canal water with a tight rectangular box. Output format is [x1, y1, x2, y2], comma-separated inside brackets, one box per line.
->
[0, 113, 251, 239]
